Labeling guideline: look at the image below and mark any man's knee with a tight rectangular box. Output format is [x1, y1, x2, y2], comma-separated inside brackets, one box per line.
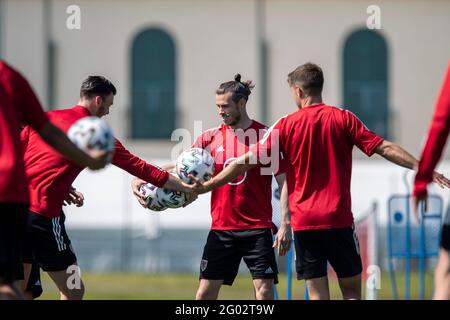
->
[61, 280, 84, 300]
[254, 280, 274, 300]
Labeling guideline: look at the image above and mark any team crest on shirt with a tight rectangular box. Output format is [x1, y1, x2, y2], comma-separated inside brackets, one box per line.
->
[200, 259, 208, 272]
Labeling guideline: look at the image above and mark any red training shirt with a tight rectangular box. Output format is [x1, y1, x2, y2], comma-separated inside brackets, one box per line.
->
[252, 104, 384, 231]
[193, 120, 287, 230]
[0, 61, 49, 204]
[21, 105, 169, 217]
[414, 61, 450, 197]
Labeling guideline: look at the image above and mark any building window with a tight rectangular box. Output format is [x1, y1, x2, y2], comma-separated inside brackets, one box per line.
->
[343, 29, 389, 138]
[131, 28, 176, 139]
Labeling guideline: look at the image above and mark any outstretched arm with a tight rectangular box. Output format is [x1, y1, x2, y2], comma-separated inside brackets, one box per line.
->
[38, 122, 108, 170]
[375, 139, 450, 219]
[374, 140, 418, 170]
[192, 151, 259, 194]
[374, 140, 450, 188]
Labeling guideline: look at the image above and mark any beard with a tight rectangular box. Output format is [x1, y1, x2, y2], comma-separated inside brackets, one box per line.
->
[223, 113, 241, 126]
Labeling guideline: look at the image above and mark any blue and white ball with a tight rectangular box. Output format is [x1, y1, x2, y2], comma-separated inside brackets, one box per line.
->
[175, 148, 215, 183]
[139, 183, 167, 212]
[67, 116, 115, 162]
[155, 172, 187, 208]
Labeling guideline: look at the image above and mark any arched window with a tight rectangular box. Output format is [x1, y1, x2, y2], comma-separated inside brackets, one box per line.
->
[131, 28, 176, 139]
[343, 29, 389, 138]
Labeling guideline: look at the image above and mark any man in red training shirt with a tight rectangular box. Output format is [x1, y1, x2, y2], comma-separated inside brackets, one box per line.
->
[0, 60, 107, 299]
[21, 76, 193, 300]
[134, 74, 291, 300]
[191, 63, 450, 299]
[413, 61, 450, 299]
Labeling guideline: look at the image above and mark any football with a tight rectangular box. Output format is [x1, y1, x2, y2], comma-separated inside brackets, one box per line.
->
[67, 116, 115, 162]
[139, 183, 167, 212]
[155, 172, 187, 208]
[175, 148, 215, 183]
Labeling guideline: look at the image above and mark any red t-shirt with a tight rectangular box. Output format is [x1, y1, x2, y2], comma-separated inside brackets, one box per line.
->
[252, 104, 384, 231]
[414, 62, 450, 197]
[21, 105, 170, 217]
[0, 61, 49, 204]
[193, 120, 286, 230]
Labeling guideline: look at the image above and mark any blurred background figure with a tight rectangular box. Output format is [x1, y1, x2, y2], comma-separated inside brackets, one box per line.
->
[414, 61, 450, 300]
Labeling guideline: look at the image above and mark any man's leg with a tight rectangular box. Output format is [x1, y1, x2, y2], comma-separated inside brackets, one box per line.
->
[242, 229, 278, 300]
[20, 263, 32, 293]
[338, 274, 362, 300]
[434, 215, 450, 299]
[328, 226, 363, 300]
[197, 230, 240, 300]
[196, 279, 223, 300]
[253, 279, 274, 300]
[0, 203, 28, 300]
[30, 212, 80, 300]
[306, 276, 330, 300]
[47, 264, 84, 300]
[293, 230, 329, 299]
[433, 249, 450, 299]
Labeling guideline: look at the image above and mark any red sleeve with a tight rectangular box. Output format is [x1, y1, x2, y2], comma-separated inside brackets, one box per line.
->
[250, 117, 286, 175]
[414, 62, 450, 197]
[192, 129, 215, 150]
[343, 110, 384, 156]
[12, 66, 48, 131]
[20, 125, 31, 155]
[111, 139, 170, 187]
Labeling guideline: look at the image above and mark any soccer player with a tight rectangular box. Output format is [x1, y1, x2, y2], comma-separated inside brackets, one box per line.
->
[0, 60, 107, 300]
[132, 74, 291, 300]
[190, 63, 450, 300]
[413, 61, 450, 300]
[20, 76, 193, 300]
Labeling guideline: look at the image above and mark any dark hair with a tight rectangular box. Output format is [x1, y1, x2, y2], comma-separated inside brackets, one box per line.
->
[216, 74, 255, 103]
[287, 63, 324, 96]
[80, 76, 117, 99]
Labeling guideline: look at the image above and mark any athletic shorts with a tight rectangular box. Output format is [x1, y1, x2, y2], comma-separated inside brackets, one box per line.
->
[0, 202, 28, 283]
[441, 208, 450, 251]
[294, 225, 362, 280]
[23, 211, 77, 272]
[199, 228, 278, 286]
[25, 261, 43, 299]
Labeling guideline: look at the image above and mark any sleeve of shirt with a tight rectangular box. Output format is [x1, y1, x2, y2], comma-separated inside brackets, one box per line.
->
[414, 62, 450, 197]
[20, 125, 31, 154]
[112, 139, 170, 187]
[191, 129, 216, 151]
[343, 110, 384, 156]
[250, 117, 285, 166]
[192, 132, 207, 149]
[13, 67, 49, 131]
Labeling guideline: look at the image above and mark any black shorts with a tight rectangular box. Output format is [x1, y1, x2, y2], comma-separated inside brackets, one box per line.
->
[294, 225, 362, 280]
[0, 202, 28, 283]
[23, 211, 77, 272]
[25, 261, 43, 299]
[199, 228, 278, 286]
[441, 209, 450, 251]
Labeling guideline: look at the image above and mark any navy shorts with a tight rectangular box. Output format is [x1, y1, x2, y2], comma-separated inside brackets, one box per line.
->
[0, 203, 28, 283]
[199, 228, 278, 286]
[23, 211, 77, 272]
[294, 225, 362, 280]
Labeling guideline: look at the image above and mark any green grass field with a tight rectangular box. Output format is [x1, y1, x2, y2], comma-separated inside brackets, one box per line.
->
[37, 271, 435, 300]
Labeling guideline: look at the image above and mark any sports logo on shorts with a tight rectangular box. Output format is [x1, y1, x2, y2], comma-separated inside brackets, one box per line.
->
[200, 259, 208, 272]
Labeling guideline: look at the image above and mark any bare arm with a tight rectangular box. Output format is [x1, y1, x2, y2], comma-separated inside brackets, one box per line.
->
[38, 122, 107, 170]
[374, 140, 418, 170]
[161, 163, 175, 171]
[193, 151, 259, 194]
[273, 174, 292, 256]
[375, 140, 450, 215]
